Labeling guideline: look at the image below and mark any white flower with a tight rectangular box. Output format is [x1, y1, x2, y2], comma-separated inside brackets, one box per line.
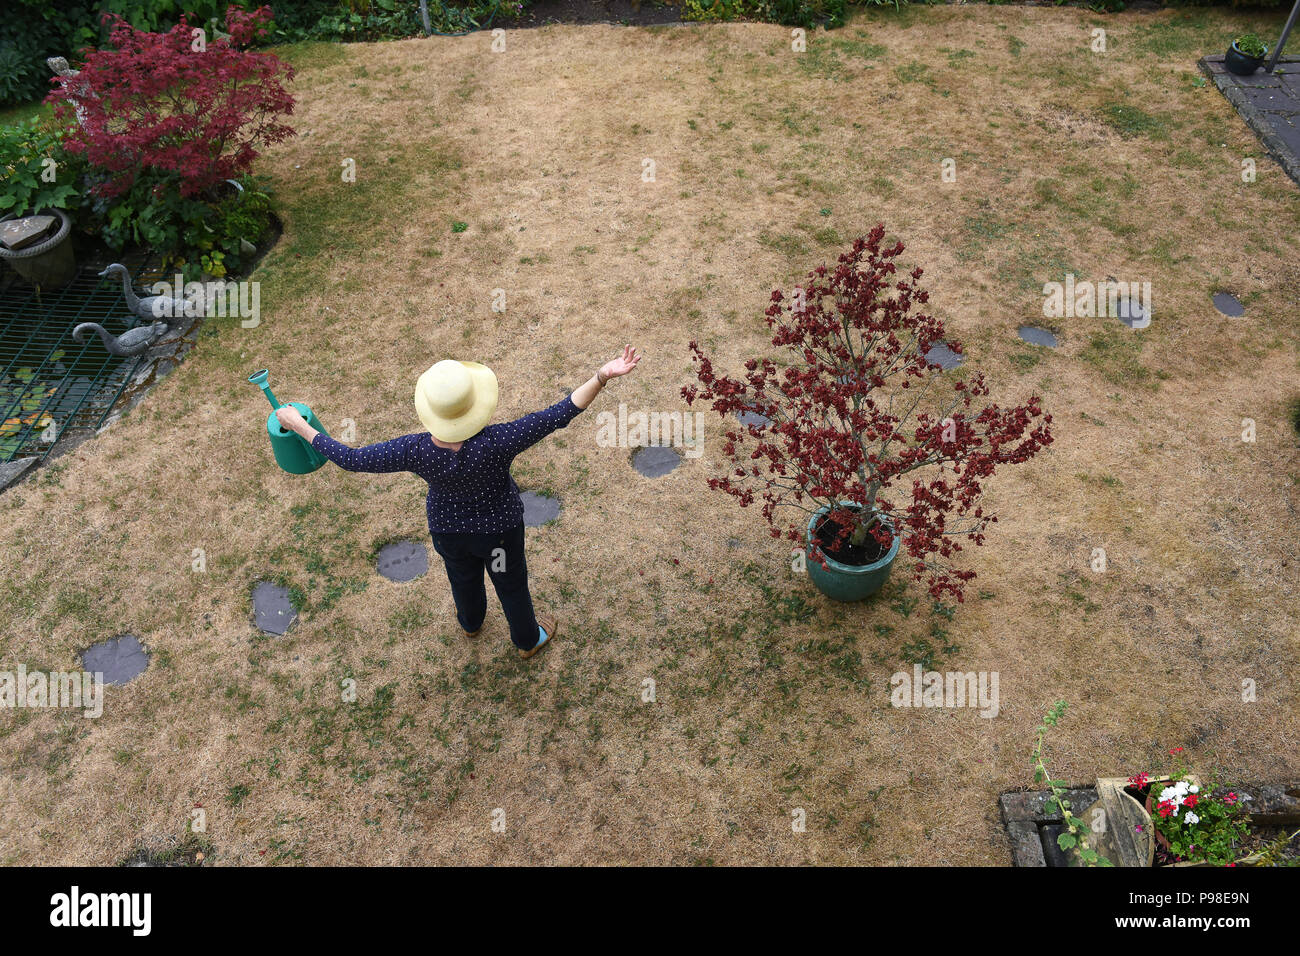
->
[1184, 812, 1200, 825]
[1189, 784, 1199, 794]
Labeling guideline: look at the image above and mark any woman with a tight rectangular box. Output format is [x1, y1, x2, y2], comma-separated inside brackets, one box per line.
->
[274, 346, 641, 659]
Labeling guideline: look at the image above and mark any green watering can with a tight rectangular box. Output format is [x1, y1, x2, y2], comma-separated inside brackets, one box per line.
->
[248, 368, 330, 474]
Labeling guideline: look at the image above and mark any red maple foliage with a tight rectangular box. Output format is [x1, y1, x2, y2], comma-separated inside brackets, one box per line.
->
[46, 5, 295, 199]
[682, 225, 1053, 602]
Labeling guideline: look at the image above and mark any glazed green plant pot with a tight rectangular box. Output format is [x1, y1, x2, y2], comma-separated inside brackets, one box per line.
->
[805, 504, 900, 602]
[1225, 40, 1266, 76]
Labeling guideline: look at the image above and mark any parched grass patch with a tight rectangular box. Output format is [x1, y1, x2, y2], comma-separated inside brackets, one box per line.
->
[1, 8, 1297, 866]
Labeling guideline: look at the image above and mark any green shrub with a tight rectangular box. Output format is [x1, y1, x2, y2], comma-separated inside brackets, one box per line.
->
[0, 118, 84, 217]
[90, 171, 274, 280]
[680, 0, 853, 28]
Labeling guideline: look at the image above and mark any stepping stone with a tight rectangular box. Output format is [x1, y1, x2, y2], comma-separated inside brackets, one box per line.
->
[924, 342, 964, 370]
[80, 634, 149, 685]
[1212, 291, 1245, 317]
[632, 445, 681, 477]
[520, 490, 562, 526]
[1115, 296, 1151, 329]
[376, 540, 428, 582]
[1017, 326, 1059, 348]
[735, 408, 771, 429]
[252, 581, 296, 635]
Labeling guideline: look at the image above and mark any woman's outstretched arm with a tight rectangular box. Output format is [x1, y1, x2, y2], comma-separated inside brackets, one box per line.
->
[274, 406, 415, 473]
[493, 347, 643, 459]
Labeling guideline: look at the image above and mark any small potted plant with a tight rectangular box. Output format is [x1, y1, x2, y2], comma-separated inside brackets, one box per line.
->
[1225, 33, 1269, 76]
[683, 226, 1053, 604]
[0, 117, 82, 288]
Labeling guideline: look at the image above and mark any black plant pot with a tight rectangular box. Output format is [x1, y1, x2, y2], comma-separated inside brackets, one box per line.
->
[1225, 41, 1266, 76]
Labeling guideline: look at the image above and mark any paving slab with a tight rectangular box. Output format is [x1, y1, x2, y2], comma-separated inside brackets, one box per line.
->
[1201, 54, 1300, 187]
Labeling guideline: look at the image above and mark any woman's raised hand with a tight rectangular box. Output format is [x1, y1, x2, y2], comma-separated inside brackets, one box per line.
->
[600, 345, 641, 380]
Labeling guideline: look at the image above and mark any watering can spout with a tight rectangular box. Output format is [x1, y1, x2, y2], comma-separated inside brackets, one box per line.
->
[248, 368, 282, 410]
[248, 367, 329, 474]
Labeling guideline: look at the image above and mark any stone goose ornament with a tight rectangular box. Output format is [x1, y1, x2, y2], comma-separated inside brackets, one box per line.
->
[99, 263, 197, 325]
[72, 320, 168, 357]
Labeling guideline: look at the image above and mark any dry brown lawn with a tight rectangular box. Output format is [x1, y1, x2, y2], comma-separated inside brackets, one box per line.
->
[2, 6, 1298, 865]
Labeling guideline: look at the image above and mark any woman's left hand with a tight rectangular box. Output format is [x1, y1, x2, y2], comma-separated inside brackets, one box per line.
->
[600, 345, 641, 381]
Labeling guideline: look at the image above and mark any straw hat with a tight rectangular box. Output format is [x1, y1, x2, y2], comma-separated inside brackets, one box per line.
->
[414, 360, 498, 442]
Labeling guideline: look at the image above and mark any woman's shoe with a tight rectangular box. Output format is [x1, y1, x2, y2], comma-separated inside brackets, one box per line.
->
[519, 617, 557, 659]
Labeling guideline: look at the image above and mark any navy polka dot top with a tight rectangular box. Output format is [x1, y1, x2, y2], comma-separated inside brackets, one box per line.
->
[311, 395, 582, 534]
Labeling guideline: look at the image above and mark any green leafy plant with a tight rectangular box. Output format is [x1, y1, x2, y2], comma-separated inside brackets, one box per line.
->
[1032, 701, 1112, 867]
[0, 118, 83, 217]
[92, 171, 272, 279]
[1234, 34, 1267, 58]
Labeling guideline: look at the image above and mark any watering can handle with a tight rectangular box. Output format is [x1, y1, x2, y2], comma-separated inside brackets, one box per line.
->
[248, 368, 283, 410]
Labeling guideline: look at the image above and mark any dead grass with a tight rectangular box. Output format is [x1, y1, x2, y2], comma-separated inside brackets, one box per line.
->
[1, 7, 1298, 865]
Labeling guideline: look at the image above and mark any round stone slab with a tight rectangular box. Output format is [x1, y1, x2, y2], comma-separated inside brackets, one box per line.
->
[520, 490, 562, 527]
[252, 581, 297, 636]
[736, 409, 771, 429]
[632, 445, 681, 477]
[924, 343, 965, 370]
[1017, 326, 1059, 348]
[1212, 292, 1245, 317]
[1116, 296, 1150, 329]
[81, 634, 149, 686]
[376, 540, 428, 582]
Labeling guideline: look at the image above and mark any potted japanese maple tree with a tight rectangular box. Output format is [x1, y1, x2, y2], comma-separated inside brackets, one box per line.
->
[683, 226, 1053, 603]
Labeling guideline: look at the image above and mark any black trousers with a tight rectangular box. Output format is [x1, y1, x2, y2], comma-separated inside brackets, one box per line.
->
[430, 523, 540, 650]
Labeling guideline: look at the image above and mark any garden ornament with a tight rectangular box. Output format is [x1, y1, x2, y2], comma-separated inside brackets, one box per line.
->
[47, 57, 93, 128]
[99, 263, 197, 325]
[72, 320, 168, 357]
[248, 368, 329, 474]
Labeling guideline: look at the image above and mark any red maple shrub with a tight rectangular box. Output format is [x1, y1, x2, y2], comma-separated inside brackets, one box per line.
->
[46, 5, 295, 200]
[682, 225, 1054, 602]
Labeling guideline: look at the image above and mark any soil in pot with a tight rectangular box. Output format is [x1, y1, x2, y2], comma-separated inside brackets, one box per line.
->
[813, 511, 891, 566]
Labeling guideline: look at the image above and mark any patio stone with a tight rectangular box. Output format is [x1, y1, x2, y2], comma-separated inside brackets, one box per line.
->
[81, 634, 149, 686]
[252, 581, 296, 635]
[376, 540, 428, 582]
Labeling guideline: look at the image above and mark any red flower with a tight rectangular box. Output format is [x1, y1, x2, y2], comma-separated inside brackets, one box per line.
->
[1224, 791, 1239, 805]
[1183, 793, 1199, 808]
[1127, 772, 1150, 789]
[1169, 747, 1184, 754]
[1156, 800, 1176, 818]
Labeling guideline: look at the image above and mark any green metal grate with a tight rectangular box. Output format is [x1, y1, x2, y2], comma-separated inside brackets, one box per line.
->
[0, 250, 168, 464]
